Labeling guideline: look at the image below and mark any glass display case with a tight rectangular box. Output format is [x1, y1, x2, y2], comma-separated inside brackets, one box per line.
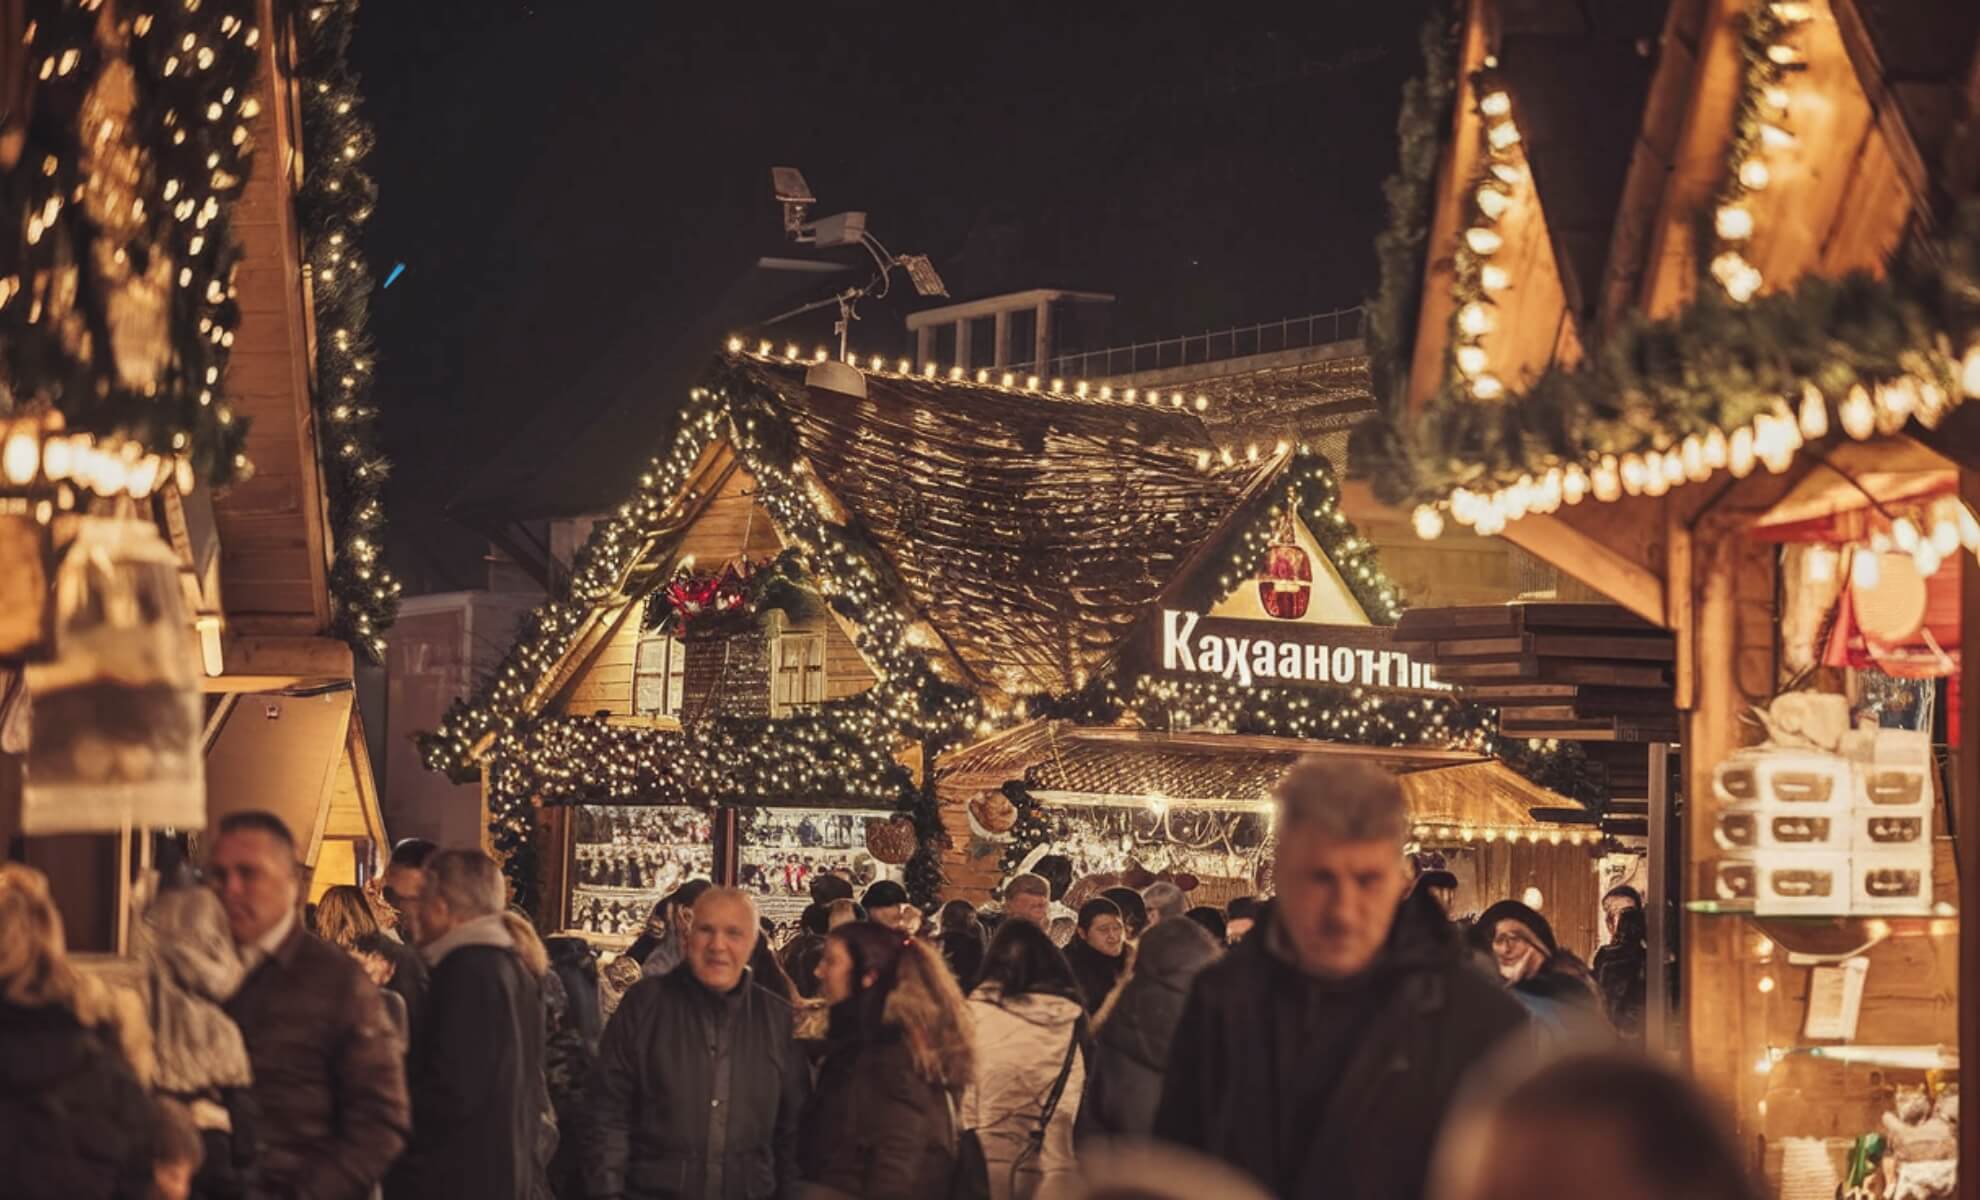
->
[565, 804, 715, 940]
[737, 806, 902, 933]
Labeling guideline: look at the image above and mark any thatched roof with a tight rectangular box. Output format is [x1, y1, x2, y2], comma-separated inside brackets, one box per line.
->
[735, 356, 1280, 697]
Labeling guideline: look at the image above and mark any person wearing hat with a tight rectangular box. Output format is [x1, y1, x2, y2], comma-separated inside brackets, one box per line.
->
[1467, 901, 1606, 1048]
[860, 880, 911, 931]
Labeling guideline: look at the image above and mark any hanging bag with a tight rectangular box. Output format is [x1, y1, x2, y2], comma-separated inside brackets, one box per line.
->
[1006, 1019, 1083, 1197]
[946, 1090, 992, 1200]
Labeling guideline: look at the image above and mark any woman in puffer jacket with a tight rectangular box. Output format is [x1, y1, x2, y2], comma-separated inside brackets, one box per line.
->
[963, 919, 1089, 1200]
[797, 920, 974, 1199]
[1074, 914, 1222, 1145]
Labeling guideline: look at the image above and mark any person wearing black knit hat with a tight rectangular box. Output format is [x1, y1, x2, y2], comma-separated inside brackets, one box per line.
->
[1468, 900, 1607, 1047]
[860, 880, 910, 931]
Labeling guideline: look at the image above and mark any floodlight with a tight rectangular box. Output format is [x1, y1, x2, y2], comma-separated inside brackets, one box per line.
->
[898, 254, 947, 298]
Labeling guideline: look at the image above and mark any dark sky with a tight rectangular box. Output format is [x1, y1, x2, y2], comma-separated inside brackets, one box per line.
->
[351, 0, 1433, 591]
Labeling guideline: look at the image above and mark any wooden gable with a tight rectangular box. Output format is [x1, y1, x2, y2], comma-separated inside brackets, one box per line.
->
[550, 443, 878, 724]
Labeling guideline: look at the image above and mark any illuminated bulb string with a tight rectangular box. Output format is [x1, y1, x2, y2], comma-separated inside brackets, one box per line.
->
[1707, 1, 1811, 303]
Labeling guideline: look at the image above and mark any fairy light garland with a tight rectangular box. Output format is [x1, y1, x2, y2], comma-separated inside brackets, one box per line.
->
[1449, 61, 1525, 407]
[1706, 1, 1811, 303]
[294, 0, 399, 659]
[2, 0, 261, 494]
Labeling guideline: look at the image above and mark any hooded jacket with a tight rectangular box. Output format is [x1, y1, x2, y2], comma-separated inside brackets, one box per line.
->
[386, 913, 545, 1200]
[1075, 917, 1221, 1144]
[1153, 891, 1525, 1200]
[0, 1000, 156, 1200]
[962, 986, 1087, 1200]
[139, 885, 253, 1096]
[1468, 901, 1608, 1048]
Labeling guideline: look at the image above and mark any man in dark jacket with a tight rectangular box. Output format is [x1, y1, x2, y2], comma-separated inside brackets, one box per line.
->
[1076, 913, 1222, 1144]
[210, 811, 409, 1199]
[1153, 761, 1526, 1200]
[586, 886, 809, 1200]
[386, 849, 545, 1200]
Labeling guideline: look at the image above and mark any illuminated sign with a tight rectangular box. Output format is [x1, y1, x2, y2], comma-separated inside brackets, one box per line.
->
[1147, 609, 1447, 694]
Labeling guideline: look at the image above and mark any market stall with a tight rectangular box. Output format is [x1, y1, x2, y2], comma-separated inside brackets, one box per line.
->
[1348, 0, 1978, 1189]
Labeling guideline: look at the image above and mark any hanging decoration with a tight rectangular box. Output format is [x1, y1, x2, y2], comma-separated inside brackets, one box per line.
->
[1255, 498, 1314, 620]
[864, 813, 919, 865]
[1703, 1, 1810, 303]
[293, 0, 398, 660]
[0, 0, 261, 494]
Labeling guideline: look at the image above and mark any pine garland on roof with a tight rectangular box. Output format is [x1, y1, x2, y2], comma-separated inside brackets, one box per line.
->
[293, 0, 398, 659]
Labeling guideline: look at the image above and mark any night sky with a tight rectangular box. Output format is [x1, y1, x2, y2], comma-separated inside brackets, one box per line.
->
[351, 0, 1434, 591]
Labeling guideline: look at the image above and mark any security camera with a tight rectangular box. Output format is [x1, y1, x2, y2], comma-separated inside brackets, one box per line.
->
[771, 167, 814, 237]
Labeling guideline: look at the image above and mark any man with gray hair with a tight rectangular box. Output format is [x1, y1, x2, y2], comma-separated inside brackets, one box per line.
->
[1153, 759, 1525, 1200]
[387, 849, 544, 1200]
[1141, 880, 1187, 928]
[587, 886, 807, 1200]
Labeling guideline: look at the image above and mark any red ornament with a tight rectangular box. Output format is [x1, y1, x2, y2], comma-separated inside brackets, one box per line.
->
[1256, 503, 1312, 620]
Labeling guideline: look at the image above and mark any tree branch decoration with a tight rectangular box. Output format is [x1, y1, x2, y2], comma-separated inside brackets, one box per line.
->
[293, 0, 398, 659]
[1, 0, 261, 493]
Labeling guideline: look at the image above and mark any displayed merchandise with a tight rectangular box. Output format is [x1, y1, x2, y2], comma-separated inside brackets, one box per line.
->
[738, 806, 902, 931]
[1881, 1084, 1957, 1200]
[23, 518, 205, 835]
[1710, 693, 1935, 916]
[567, 804, 715, 938]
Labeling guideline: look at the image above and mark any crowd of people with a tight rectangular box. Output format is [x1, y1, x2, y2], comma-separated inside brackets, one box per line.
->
[1, 760, 1750, 1200]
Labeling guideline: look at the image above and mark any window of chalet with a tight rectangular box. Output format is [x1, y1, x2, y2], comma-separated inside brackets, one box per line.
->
[634, 629, 686, 718]
[771, 629, 826, 714]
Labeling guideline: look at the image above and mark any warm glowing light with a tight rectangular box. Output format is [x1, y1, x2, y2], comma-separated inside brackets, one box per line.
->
[1715, 205, 1754, 240]
[1738, 159, 1771, 190]
[1457, 303, 1495, 337]
[1465, 227, 1504, 255]
[1455, 345, 1489, 376]
[1479, 91, 1511, 118]
[1475, 186, 1510, 220]
[1487, 121, 1521, 151]
[1851, 547, 1881, 589]
[1412, 505, 1445, 540]
[1479, 264, 1511, 292]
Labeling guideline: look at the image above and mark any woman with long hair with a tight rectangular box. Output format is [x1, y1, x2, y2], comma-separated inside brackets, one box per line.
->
[318, 882, 428, 1034]
[796, 920, 974, 1199]
[963, 918, 1088, 1200]
[0, 863, 158, 1198]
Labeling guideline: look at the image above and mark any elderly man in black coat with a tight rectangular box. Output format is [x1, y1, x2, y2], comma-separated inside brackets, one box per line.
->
[386, 849, 545, 1200]
[1153, 760, 1527, 1200]
[586, 886, 809, 1200]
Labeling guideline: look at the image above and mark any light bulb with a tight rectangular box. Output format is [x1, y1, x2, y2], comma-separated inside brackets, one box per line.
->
[1804, 545, 1836, 584]
[1479, 91, 1511, 118]
[1765, 44, 1806, 66]
[1681, 435, 1708, 481]
[1762, 85, 1791, 112]
[1840, 386, 1876, 439]
[1412, 505, 1445, 540]
[1930, 517, 1960, 557]
[1798, 383, 1828, 439]
[1562, 465, 1589, 504]
[1738, 159, 1771, 190]
[1458, 303, 1495, 337]
[2, 432, 36, 485]
[1479, 264, 1511, 291]
[1964, 344, 1980, 398]
[1851, 548, 1880, 589]
[1466, 226, 1504, 255]
[1592, 459, 1622, 502]
[1476, 186, 1511, 220]
[1728, 426, 1756, 477]
[1620, 454, 1648, 494]
[1456, 345, 1489, 375]
[1914, 542, 1942, 577]
[1759, 123, 1795, 150]
[1958, 504, 1980, 552]
[1892, 517, 1920, 552]
[1716, 205, 1754, 240]
[1472, 374, 1505, 400]
[1487, 121, 1521, 151]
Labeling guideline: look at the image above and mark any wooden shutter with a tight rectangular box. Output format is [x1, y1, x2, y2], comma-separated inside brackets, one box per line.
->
[635, 633, 686, 717]
[664, 637, 686, 715]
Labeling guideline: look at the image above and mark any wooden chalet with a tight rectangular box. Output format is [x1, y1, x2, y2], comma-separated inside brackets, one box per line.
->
[1361, 0, 1979, 1186]
[426, 344, 1612, 950]
[0, 0, 390, 949]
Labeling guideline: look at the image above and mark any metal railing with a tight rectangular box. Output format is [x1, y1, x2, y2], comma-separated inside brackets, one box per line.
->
[1026, 305, 1365, 380]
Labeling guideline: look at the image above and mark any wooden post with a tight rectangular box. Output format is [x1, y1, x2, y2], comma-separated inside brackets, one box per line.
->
[1961, 465, 1979, 1200]
[992, 310, 1010, 368]
[713, 807, 740, 887]
[915, 326, 934, 368]
[1032, 298, 1050, 377]
[953, 319, 971, 370]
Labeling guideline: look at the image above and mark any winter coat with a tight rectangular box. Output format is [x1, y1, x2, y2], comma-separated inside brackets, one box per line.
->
[585, 964, 809, 1200]
[1592, 940, 1648, 1040]
[1062, 937, 1126, 1015]
[0, 1000, 156, 1200]
[962, 987, 1087, 1200]
[386, 914, 545, 1200]
[225, 924, 411, 1200]
[1511, 952, 1611, 1050]
[547, 935, 604, 1049]
[139, 885, 253, 1095]
[780, 933, 826, 1000]
[797, 1023, 958, 1199]
[1076, 916, 1221, 1144]
[1153, 892, 1526, 1200]
[375, 934, 429, 1036]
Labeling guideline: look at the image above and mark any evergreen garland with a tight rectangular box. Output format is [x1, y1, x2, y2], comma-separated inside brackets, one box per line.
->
[995, 781, 1050, 881]
[293, 0, 397, 660]
[1, 0, 261, 483]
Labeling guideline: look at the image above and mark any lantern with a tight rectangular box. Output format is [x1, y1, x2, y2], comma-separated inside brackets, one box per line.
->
[1255, 503, 1312, 620]
[22, 517, 204, 834]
